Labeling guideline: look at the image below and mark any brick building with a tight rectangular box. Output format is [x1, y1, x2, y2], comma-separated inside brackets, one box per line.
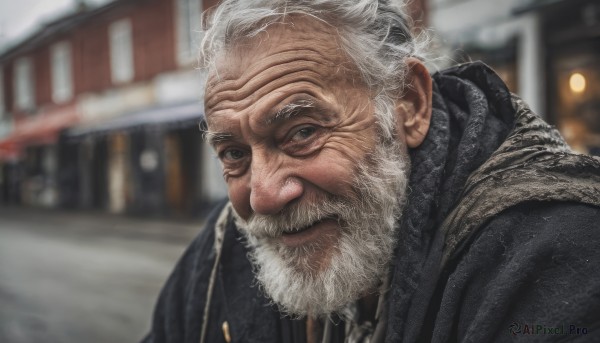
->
[0, 0, 226, 216]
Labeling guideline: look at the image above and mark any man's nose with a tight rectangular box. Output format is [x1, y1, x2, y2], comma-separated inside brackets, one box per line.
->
[249, 162, 303, 215]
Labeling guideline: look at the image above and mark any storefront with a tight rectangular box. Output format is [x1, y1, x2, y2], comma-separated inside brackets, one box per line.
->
[542, 0, 600, 155]
[0, 104, 79, 207]
[506, 0, 599, 155]
[65, 100, 226, 217]
[0, 140, 21, 204]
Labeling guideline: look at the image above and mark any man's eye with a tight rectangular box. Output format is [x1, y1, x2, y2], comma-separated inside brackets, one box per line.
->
[222, 148, 246, 161]
[291, 126, 316, 142]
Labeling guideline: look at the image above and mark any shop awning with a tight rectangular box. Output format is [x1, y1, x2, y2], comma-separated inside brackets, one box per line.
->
[0, 140, 20, 161]
[0, 103, 79, 160]
[67, 101, 205, 138]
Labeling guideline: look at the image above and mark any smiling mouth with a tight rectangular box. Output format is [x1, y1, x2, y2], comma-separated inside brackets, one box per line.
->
[279, 218, 339, 247]
[282, 218, 328, 235]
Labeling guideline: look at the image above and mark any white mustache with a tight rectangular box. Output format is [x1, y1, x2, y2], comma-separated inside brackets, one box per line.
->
[239, 195, 356, 239]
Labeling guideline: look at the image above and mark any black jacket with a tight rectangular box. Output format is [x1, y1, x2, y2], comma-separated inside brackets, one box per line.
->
[142, 62, 600, 343]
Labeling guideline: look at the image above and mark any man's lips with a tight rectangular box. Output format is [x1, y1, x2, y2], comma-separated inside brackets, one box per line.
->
[278, 218, 339, 248]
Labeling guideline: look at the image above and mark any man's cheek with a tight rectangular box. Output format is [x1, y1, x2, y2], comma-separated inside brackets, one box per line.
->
[292, 159, 357, 199]
[227, 179, 253, 219]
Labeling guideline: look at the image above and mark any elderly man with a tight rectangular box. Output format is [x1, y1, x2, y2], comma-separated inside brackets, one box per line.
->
[143, 1, 600, 342]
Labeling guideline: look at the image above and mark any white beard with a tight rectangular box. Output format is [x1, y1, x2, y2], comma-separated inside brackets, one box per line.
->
[234, 139, 410, 317]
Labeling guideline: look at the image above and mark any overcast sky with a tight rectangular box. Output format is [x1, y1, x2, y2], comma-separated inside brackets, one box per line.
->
[0, 0, 113, 52]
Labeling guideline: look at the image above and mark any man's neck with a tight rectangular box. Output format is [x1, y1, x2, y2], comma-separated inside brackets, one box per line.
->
[305, 292, 381, 343]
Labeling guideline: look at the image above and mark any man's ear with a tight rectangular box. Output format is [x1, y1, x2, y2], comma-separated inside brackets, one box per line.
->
[395, 58, 432, 148]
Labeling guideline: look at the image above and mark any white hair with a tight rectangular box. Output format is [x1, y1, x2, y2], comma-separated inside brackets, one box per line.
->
[199, 0, 429, 141]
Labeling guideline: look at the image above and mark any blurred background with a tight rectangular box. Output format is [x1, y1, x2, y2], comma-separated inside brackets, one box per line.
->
[0, 0, 597, 342]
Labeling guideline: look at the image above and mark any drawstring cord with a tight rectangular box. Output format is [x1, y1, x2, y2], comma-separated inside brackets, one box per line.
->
[199, 203, 232, 343]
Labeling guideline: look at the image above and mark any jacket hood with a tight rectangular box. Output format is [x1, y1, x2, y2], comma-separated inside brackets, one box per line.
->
[385, 61, 600, 342]
[386, 61, 517, 341]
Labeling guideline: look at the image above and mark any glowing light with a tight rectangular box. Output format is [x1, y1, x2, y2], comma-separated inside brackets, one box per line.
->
[569, 72, 586, 93]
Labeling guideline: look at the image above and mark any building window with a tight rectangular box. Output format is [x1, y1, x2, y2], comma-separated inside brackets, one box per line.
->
[14, 57, 35, 111]
[51, 41, 73, 103]
[109, 18, 134, 84]
[175, 0, 202, 66]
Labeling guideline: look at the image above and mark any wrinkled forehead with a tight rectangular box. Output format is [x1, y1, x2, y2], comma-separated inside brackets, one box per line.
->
[204, 15, 356, 100]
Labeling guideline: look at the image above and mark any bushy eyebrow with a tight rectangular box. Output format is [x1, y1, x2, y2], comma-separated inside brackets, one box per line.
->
[265, 98, 316, 125]
[203, 130, 234, 147]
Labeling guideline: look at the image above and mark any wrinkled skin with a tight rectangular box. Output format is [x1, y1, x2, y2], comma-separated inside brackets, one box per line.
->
[204, 16, 432, 274]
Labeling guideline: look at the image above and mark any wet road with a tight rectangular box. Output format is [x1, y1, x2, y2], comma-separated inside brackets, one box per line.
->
[0, 207, 203, 343]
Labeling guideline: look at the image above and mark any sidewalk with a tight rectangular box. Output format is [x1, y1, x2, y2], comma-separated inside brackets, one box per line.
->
[0, 205, 205, 244]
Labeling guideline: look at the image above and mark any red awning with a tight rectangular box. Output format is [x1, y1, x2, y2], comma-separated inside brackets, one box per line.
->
[0, 140, 20, 161]
[0, 103, 80, 161]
